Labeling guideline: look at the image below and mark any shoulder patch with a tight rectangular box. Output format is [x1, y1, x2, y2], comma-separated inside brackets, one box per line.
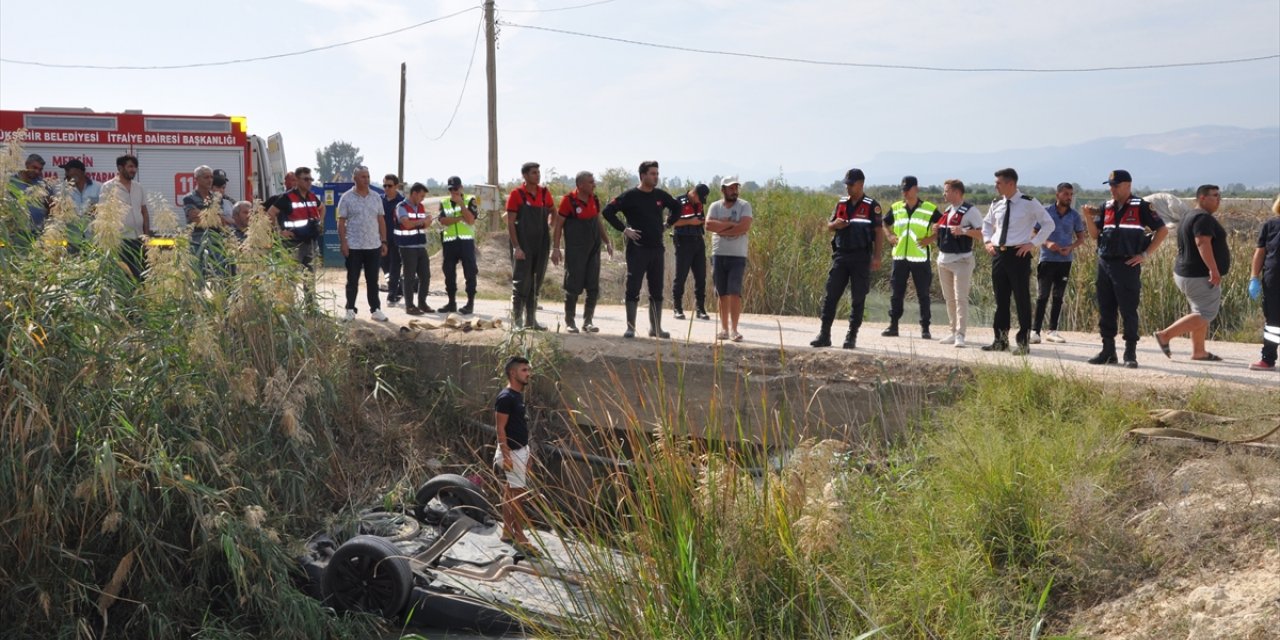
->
[873, 205, 882, 215]
[838, 196, 851, 203]
[862, 196, 874, 204]
[1020, 194, 1034, 200]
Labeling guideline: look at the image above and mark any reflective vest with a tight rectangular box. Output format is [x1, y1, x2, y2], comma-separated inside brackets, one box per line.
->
[889, 199, 938, 262]
[395, 201, 428, 247]
[1097, 197, 1151, 258]
[280, 189, 322, 240]
[831, 195, 879, 253]
[440, 195, 476, 242]
[937, 202, 975, 254]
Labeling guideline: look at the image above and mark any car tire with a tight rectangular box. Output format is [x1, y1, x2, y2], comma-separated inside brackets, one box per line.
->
[322, 534, 413, 618]
[413, 473, 497, 523]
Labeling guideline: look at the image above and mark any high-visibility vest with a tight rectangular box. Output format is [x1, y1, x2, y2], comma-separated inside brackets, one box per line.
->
[440, 195, 476, 242]
[395, 201, 428, 246]
[1097, 197, 1152, 258]
[280, 189, 323, 240]
[889, 199, 938, 262]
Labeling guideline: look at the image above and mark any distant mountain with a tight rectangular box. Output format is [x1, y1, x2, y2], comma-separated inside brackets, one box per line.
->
[690, 126, 1279, 191]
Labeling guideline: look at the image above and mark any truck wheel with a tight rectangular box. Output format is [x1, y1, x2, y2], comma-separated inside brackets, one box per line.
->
[413, 474, 497, 523]
[323, 535, 412, 618]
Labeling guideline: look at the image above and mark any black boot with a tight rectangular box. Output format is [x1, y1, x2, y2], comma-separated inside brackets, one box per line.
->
[439, 293, 457, 313]
[511, 295, 525, 328]
[624, 300, 638, 338]
[1122, 340, 1139, 368]
[526, 296, 546, 331]
[583, 295, 599, 333]
[695, 304, 711, 321]
[982, 330, 1009, 352]
[843, 326, 858, 349]
[920, 324, 931, 341]
[459, 293, 474, 315]
[564, 294, 579, 333]
[673, 303, 686, 320]
[881, 321, 899, 337]
[1088, 338, 1118, 365]
[648, 298, 670, 339]
[810, 323, 832, 347]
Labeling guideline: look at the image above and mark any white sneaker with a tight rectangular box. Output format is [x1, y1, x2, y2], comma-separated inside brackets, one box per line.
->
[371, 310, 389, 322]
[343, 309, 356, 321]
[939, 333, 956, 345]
[1029, 332, 1042, 344]
[1045, 331, 1066, 343]
[954, 334, 966, 348]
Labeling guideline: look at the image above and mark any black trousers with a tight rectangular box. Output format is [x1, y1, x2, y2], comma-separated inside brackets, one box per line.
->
[381, 236, 401, 299]
[991, 250, 1033, 344]
[1096, 257, 1142, 343]
[120, 238, 145, 281]
[400, 246, 430, 307]
[624, 243, 665, 302]
[671, 234, 706, 310]
[1261, 273, 1279, 364]
[819, 252, 872, 329]
[345, 248, 382, 312]
[442, 240, 478, 296]
[888, 260, 932, 326]
[1034, 261, 1073, 332]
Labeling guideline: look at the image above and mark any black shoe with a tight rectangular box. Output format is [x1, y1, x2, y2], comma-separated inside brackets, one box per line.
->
[1122, 359, 1138, 369]
[378, 283, 389, 292]
[1087, 351, 1118, 365]
[810, 333, 831, 348]
[1011, 343, 1030, 356]
[842, 334, 857, 349]
[406, 305, 423, 316]
[981, 341, 1009, 352]
[695, 309, 711, 320]
[388, 295, 402, 305]
[438, 301, 457, 313]
[673, 308, 686, 320]
[419, 303, 434, 313]
[458, 303, 472, 315]
[881, 325, 899, 337]
[921, 329, 932, 340]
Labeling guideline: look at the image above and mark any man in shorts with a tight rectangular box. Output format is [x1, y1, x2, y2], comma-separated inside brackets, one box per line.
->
[705, 176, 753, 341]
[1153, 184, 1230, 361]
[494, 356, 538, 555]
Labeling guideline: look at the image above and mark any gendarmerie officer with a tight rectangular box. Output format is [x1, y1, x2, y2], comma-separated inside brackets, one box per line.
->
[666, 183, 712, 321]
[1084, 169, 1168, 368]
[602, 160, 683, 339]
[981, 167, 1054, 355]
[811, 169, 884, 349]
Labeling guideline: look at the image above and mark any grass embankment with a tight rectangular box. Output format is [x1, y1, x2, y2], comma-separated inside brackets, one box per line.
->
[0, 157, 449, 638]
[551, 367, 1155, 639]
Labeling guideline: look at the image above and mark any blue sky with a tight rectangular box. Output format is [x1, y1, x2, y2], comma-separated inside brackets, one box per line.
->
[2, 0, 1277, 187]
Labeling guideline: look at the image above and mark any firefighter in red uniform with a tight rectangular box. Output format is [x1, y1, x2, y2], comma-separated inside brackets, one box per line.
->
[1085, 169, 1169, 368]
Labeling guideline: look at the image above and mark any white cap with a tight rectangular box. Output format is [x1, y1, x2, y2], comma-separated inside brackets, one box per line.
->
[721, 175, 741, 187]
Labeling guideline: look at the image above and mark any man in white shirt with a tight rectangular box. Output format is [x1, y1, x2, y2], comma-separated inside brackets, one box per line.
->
[100, 154, 150, 280]
[981, 167, 1054, 355]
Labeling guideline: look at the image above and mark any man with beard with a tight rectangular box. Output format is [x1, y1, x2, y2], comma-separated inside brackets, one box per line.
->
[602, 160, 683, 338]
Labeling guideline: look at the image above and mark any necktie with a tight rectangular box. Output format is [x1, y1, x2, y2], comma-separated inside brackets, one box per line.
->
[998, 198, 1012, 247]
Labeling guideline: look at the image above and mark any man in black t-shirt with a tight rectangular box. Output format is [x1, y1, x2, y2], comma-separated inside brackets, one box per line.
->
[602, 160, 683, 338]
[493, 356, 537, 554]
[1153, 185, 1229, 361]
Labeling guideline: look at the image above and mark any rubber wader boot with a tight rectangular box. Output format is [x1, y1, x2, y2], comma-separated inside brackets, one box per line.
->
[526, 297, 546, 331]
[511, 295, 525, 329]
[648, 298, 670, 339]
[624, 300, 638, 338]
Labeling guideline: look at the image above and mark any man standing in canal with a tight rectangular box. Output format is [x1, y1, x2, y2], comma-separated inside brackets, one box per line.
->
[602, 160, 684, 339]
[507, 162, 554, 329]
[494, 356, 539, 557]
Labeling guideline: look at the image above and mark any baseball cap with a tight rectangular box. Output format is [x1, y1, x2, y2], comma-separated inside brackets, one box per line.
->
[721, 175, 741, 188]
[447, 176, 463, 189]
[900, 175, 919, 191]
[1104, 170, 1133, 185]
[695, 183, 710, 201]
[212, 169, 228, 187]
[59, 159, 86, 171]
[842, 168, 865, 185]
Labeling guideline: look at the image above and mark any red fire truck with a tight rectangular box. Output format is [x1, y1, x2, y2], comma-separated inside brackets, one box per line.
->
[0, 107, 287, 208]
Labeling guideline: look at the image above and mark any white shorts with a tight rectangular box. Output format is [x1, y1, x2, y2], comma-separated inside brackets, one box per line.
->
[494, 445, 530, 489]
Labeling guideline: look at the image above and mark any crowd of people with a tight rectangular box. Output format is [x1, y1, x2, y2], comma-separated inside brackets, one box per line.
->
[8, 154, 1280, 372]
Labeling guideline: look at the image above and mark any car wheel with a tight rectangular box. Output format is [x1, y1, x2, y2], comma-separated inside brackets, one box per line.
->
[322, 534, 413, 618]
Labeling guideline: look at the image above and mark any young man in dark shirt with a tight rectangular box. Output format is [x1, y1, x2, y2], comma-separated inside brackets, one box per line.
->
[602, 160, 683, 338]
[494, 356, 537, 554]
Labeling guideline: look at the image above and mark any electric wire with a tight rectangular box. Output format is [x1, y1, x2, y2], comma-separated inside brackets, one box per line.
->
[420, 14, 485, 141]
[0, 6, 480, 70]
[499, 21, 1280, 73]
[499, 0, 621, 12]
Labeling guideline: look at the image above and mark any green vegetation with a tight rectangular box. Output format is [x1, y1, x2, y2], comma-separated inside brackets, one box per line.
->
[555, 367, 1151, 639]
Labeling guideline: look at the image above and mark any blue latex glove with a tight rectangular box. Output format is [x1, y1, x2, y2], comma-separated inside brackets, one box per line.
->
[1249, 277, 1262, 300]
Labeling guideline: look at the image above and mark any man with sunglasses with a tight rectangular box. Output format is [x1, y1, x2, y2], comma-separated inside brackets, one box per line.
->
[381, 174, 405, 305]
[439, 176, 480, 314]
[265, 166, 324, 272]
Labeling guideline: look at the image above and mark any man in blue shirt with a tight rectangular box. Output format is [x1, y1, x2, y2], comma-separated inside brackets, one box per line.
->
[1031, 182, 1087, 343]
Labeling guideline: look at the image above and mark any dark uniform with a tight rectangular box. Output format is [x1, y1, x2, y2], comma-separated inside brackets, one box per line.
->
[557, 189, 605, 331]
[812, 193, 882, 348]
[276, 188, 324, 271]
[666, 190, 709, 319]
[381, 192, 404, 303]
[438, 191, 480, 314]
[603, 187, 683, 338]
[1091, 194, 1165, 364]
[1255, 216, 1280, 368]
[507, 184, 554, 329]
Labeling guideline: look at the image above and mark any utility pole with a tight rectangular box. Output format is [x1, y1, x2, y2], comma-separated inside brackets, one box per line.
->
[485, 0, 498, 189]
[398, 62, 406, 181]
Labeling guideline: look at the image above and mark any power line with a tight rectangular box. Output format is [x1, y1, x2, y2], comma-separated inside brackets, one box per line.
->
[0, 6, 480, 70]
[499, 21, 1280, 73]
[500, 0, 621, 13]
[421, 14, 485, 141]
